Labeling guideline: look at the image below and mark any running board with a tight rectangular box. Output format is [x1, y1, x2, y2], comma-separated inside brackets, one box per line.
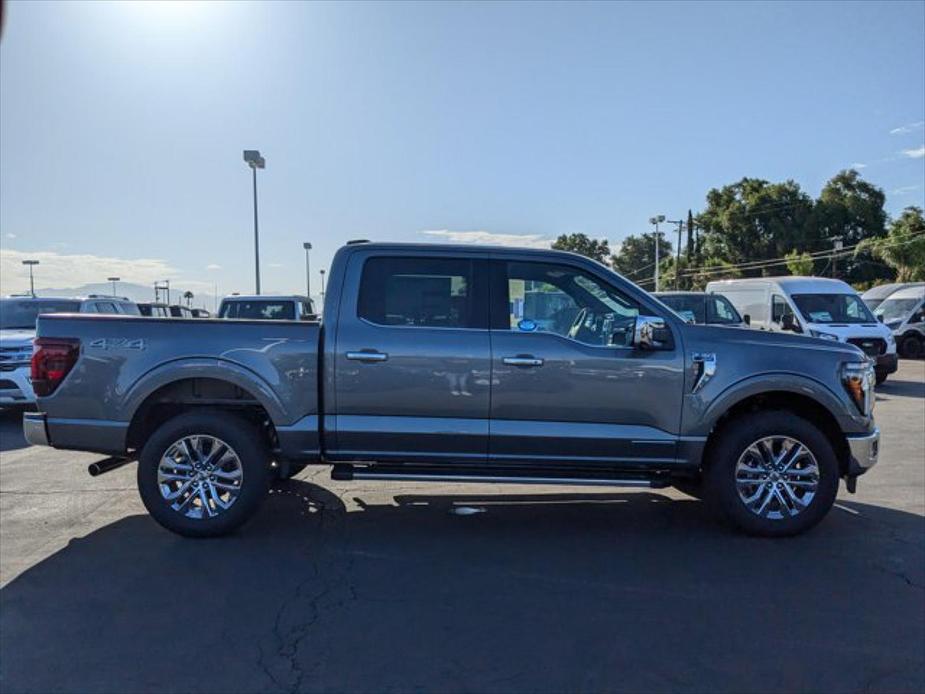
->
[331, 465, 669, 488]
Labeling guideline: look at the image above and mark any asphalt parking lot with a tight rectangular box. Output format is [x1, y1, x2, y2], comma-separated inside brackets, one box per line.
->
[0, 360, 923, 694]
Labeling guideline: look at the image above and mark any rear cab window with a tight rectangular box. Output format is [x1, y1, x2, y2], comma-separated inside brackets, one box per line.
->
[358, 256, 486, 329]
[219, 300, 296, 320]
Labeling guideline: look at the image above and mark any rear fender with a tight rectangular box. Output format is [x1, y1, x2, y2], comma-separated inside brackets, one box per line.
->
[123, 358, 288, 425]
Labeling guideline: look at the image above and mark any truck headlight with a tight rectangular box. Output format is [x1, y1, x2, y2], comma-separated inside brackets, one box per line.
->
[842, 361, 875, 416]
[811, 330, 839, 341]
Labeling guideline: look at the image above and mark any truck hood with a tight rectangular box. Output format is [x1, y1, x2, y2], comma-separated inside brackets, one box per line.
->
[682, 324, 864, 359]
[0, 329, 37, 349]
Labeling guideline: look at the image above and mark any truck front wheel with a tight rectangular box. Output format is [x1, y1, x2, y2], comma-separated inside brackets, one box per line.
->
[704, 411, 839, 537]
[137, 411, 271, 537]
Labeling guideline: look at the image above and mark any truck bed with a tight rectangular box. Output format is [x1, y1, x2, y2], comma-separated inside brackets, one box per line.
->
[30, 314, 321, 457]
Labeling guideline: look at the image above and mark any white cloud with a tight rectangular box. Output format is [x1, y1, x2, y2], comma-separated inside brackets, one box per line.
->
[890, 121, 925, 135]
[0, 248, 178, 295]
[5, 233, 16, 239]
[850, 162, 867, 170]
[206, 263, 222, 270]
[891, 185, 921, 195]
[422, 229, 552, 248]
[902, 145, 925, 158]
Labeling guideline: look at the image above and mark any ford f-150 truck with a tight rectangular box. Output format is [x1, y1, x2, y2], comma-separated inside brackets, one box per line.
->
[24, 242, 880, 538]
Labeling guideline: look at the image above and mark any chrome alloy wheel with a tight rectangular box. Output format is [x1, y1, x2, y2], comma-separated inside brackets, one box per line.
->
[157, 435, 244, 519]
[734, 436, 820, 520]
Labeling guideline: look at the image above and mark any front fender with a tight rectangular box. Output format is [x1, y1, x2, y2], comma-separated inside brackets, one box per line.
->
[122, 358, 289, 425]
[686, 372, 864, 437]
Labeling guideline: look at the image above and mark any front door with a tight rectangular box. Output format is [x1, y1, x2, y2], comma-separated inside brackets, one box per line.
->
[488, 259, 685, 468]
[330, 251, 492, 464]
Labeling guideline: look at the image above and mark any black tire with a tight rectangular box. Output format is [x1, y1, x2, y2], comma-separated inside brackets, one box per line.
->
[703, 411, 839, 537]
[875, 370, 888, 386]
[900, 334, 922, 359]
[137, 410, 272, 538]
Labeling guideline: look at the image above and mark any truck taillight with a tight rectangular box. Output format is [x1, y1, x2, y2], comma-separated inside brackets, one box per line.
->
[31, 338, 80, 397]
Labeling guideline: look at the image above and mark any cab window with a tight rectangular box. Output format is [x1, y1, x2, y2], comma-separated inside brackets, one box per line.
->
[358, 256, 485, 329]
[93, 302, 118, 314]
[499, 262, 639, 347]
[771, 295, 793, 323]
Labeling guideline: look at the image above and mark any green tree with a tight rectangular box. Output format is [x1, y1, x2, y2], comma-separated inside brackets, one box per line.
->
[183, 290, 194, 307]
[812, 169, 889, 283]
[697, 177, 818, 275]
[688, 256, 742, 290]
[610, 233, 672, 282]
[858, 206, 925, 281]
[551, 233, 611, 263]
[785, 250, 815, 275]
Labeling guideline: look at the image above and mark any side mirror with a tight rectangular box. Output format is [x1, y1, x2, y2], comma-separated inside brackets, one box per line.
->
[743, 314, 751, 326]
[634, 315, 670, 350]
[781, 313, 795, 331]
[877, 314, 884, 323]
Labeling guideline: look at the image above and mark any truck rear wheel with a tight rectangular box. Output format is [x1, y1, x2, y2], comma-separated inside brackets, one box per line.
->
[704, 411, 839, 537]
[137, 411, 271, 537]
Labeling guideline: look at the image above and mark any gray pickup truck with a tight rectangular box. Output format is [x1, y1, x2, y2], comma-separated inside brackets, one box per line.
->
[24, 242, 880, 538]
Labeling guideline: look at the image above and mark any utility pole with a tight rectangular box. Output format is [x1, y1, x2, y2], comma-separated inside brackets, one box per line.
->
[667, 219, 684, 289]
[107, 276, 120, 297]
[827, 236, 844, 279]
[648, 215, 665, 292]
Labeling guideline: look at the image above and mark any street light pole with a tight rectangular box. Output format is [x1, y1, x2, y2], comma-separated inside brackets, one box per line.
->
[648, 215, 665, 292]
[243, 150, 266, 295]
[303, 242, 312, 297]
[107, 276, 120, 296]
[22, 260, 39, 297]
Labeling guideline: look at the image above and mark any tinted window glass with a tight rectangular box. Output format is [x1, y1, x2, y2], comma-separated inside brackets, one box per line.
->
[218, 301, 295, 320]
[706, 295, 742, 324]
[0, 299, 81, 329]
[791, 294, 875, 324]
[358, 257, 478, 328]
[660, 295, 706, 323]
[118, 303, 141, 315]
[93, 302, 118, 314]
[504, 262, 639, 347]
[772, 295, 793, 323]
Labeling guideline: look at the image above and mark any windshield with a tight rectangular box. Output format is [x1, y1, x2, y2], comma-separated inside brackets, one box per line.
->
[659, 295, 742, 325]
[791, 293, 875, 324]
[219, 300, 295, 320]
[875, 298, 922, 323]
[0, 299, 81, 330]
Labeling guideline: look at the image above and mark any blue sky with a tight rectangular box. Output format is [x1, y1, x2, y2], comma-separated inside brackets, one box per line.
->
[1, 0, 923, 298]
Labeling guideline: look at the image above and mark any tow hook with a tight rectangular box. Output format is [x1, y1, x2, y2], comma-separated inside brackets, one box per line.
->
[845, 475, 858, 494]
[87, 457, 134, 477]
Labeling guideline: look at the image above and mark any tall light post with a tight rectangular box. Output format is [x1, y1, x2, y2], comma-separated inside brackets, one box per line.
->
[319, 269, 326, 301]
[243, 149, 266, 295]
[648, 215, 665, 291]
[303, 242, 312, 297]
[22, 260, 39, 297]
[107, 276, 120, 296]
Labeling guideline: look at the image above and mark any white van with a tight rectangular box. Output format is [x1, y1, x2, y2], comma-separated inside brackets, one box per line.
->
[873, 284, 925, 359]
[706, 277, 898, 384]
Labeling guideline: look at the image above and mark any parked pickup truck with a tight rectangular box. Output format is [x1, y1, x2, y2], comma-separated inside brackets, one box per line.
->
[24, 242, 880, 538]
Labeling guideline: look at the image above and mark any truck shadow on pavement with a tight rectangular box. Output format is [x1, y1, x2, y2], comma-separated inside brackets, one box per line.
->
[1, 479, 923, 694]
[876, 377, 925, 399]
[0, 408, 28, 452]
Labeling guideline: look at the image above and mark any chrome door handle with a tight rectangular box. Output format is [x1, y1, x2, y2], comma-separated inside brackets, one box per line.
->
[346, 351, 389, 363]
[503, 356, 544, 367]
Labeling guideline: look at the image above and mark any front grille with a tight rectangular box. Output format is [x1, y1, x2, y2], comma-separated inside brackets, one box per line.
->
[847, 338, 886, 357]
[0, 379, 19, 390]
[0, 347, 32, 369]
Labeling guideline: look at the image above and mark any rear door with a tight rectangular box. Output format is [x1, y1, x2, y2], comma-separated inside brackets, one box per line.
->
[488, 258, 686, 467]
[329, 250, 492, 464]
